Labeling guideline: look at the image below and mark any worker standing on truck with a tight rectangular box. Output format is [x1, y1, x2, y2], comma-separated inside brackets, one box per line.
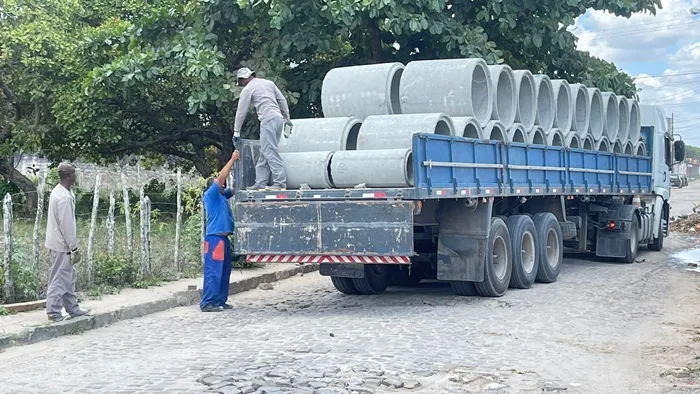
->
[233, 67, 291, 191]
[200, 151, 240, 312]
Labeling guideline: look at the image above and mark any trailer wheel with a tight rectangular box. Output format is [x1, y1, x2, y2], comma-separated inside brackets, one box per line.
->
[353, 265, 390, 294]
[533, 213, 563, 283]
[648, 212, 664, 252]
[451, 280, 478, 296]
[506, 215, 539, 289]
[474, 217, 513, 297]
[621, 216, 639, 263]
[330, 277, 359, 295]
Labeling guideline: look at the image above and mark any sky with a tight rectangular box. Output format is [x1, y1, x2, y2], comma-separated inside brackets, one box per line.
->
[571, 0, 700, 144]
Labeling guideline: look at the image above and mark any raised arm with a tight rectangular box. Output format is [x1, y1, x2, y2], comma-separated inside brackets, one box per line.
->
[216, 150, 240, 186]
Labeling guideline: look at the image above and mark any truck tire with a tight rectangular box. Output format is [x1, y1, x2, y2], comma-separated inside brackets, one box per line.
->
[506, 215, 539, 289]
[648, 212, 664, 252]
[474, 217, 513, 297]
[533, 213, 563, 283]
[331, 277, 359, 295]
[621, 216, 639, 263]
[353, 265, 390, 294]
[451, 280, 478, 296]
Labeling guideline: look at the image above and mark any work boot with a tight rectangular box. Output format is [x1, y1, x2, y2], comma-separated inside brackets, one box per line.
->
[246, 184, 265, 191]
[265, 185, 286, 191]
[221, 303, 234, 310]
[47, 314, 66, 323]
[201, 305, 224, 312]
[69, 309, 91, 318]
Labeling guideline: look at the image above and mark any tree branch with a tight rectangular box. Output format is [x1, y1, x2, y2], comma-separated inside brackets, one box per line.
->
[0, 77, 21, 120]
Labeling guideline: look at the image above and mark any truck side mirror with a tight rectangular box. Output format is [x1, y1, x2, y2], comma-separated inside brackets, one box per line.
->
[674, 140, 686, 163]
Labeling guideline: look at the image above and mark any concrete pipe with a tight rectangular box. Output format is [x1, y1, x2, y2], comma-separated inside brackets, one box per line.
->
[278, 117, 362, 153]
[400, 58, 493, 125]
[453, 116, 483, 139]
[565, 133, 581, 149]
[487, 65, 517, 129]
[483, 120, 507, 142]
[331, 149, 414, 188]
[600, 92, 620, 142]
[612, 140, 623, 154]
[616, 96, 630, 144]
[281, 151, 335, 189]
[321, 62, 404, 119]
[596, 136, 611, 153]
[634, 141, 647, 156]
[586, 88, 605, 141]
[512, 70, 537, 131]
[546, 128, 565, 147]
[507, 124, 527, 143]
[582, 135, 595, 150]
[569, 84, 590, 138]
[533, 75, 555, 131]
[356, 113, 454, 150]
[628, 99, 641, 143]
[624, 141, 634, 155]
[527, 126, 546, 145]
[550, 79, 573, 134]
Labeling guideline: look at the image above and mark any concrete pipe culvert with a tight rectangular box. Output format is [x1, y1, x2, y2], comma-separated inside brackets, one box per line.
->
[612, 140, 623, 154]
[550, 79, 573, 134]
[628, 99, 641, 144]
[483, 120, 507, 142]
[565, 133, 581, 149]
[568, 84, 590, 138]
[400, 58, 493, 125]
[582, 135, 595, 150]
[280, 151, 335, 189]
[507, 123, 527, 143]
[600, 92, 620, 142]
[616, 96, 630, 144]
[635, 141, 647, 156]
[533, 75, 556, 131]
[321, 62, 404, 119]
[487, 65, 517, 129]
[278, 117, 363, 153]
[624, 141, 635, 155]
[330, 149, 414, 188]
[512, 70, 537, 131]
[527, 126, 546, 145]
[452, 116, 483, 139]
[586, 88, 605, 141]
[356, 113, 454, 150]
[596, 136, 612, 153]
[546, 128, 565, 147]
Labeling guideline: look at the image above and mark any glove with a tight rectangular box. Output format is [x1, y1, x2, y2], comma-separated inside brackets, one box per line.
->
[283, 120, 293, 139]
[232, 131, 241, 149]
[70, 249, 82, 265]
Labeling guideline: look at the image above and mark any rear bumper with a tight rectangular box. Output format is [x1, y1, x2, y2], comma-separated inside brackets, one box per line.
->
[246, 255, 410, 264]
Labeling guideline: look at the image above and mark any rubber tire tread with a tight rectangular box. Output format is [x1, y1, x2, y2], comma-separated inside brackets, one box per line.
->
[506, 215, 539, 289]
[331, 276, 359, 295]
[648, 213, 664, 252]
[621, 216, 639, 263]
[533, 213, 563, 283]
[352, 265, 390, 294]
[474, 218, 513, 297]
[451, 280, 478, 296]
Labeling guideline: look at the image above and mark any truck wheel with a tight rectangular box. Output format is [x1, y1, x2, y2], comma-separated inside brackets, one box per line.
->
[621, 216, 639, 263]
[353, 265, 390, 294]
[389, 267, 422, 286]
[451, 280, 478, 296]
[330, 277, 359, 295]
[648, 212, 664, 252]
[474, 217, 513, 297]
[533, 213, 563, 283]
[506, 215, 539, 289]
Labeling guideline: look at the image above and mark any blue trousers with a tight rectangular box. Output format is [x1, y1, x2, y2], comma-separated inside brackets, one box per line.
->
[200, 235, 232, 310]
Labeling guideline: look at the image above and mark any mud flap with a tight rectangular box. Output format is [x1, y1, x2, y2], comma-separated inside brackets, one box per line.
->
[595, 204, 637, 258]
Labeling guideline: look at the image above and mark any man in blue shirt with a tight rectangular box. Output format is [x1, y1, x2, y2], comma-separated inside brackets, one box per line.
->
[201, 150, 240, 312]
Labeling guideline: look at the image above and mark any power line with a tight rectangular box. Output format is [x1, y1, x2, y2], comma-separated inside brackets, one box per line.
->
[636, 70, 700, 79]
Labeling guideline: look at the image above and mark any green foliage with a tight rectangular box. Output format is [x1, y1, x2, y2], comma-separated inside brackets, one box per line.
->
[685, 145, 700, 160]
[0, 243, 39, 303]
[0, 305, 12, 316]
[94, 256, 138, 288]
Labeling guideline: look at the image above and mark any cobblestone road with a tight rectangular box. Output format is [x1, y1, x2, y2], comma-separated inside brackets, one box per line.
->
[2, 236, 700, 394]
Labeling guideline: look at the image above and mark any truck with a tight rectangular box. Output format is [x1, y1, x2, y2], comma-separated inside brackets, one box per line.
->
[233, 104, 685, 296]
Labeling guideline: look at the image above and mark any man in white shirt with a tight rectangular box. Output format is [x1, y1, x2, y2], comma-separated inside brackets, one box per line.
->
[233, 67, 291, 191]
[45, 163, 90, 322]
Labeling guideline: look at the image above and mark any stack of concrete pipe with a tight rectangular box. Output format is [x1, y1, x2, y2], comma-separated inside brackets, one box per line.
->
[274, 58, 647, 189]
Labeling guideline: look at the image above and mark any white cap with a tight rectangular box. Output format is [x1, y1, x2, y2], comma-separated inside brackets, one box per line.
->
[237, 67, 254, 79]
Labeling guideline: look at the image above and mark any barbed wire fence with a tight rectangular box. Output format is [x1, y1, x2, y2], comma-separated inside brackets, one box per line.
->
[1, 167, 208, 304]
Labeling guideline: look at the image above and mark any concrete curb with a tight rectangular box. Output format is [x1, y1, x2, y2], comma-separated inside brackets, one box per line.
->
[0, 264, 318, 350]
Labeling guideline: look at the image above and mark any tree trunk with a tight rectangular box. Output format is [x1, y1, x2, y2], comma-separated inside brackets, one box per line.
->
[367, 18, 384, 63]
[0, 157, 37, 216]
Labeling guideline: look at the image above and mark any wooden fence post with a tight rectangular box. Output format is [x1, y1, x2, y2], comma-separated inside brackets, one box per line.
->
[86, 174, 100, 287]
[107, 191, 115, 258]
[174, 169, 183, 272]
[140, 194, 152, 276]
[3, 193, 14, 303]
[32, 172, 46, 295]
[121, 172, 133, 264]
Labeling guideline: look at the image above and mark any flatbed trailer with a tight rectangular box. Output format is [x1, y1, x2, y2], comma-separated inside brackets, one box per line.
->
[233, 105, 685, 296]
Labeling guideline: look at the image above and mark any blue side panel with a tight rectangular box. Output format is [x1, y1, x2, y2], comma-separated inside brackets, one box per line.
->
[597, 152, 615, 191]
[616, 154, 653, 193]
[505, 143, 566, 193]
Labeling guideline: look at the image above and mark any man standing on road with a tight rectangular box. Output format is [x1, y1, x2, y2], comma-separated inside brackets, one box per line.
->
[45, 163, 90, 322]
[233, 67, 291, 191]
[201, 150, 240, 312]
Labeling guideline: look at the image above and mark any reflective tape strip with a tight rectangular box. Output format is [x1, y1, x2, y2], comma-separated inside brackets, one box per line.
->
[246, 255, 411, 264]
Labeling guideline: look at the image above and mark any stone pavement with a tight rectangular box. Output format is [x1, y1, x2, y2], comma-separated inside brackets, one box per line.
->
[0, 235, 699, 393]
[0, 263, 317, 349]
